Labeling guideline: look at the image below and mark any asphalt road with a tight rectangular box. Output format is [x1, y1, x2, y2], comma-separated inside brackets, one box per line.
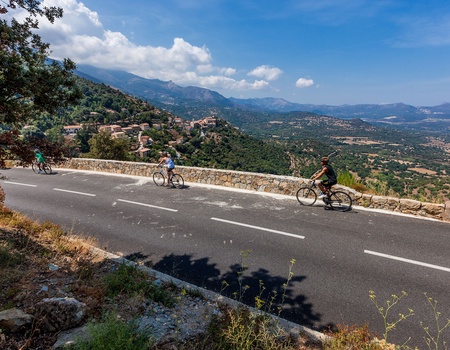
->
[2, 167, 449, 347]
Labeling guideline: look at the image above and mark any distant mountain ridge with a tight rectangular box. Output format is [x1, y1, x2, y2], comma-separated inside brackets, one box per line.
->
[75, 65, 232, 107]
[74, 65, 450, 131]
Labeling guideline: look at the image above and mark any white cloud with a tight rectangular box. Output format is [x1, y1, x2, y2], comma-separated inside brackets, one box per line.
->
[248, 65, 283, 81]
[31, 0, 271, 93]
[180, 73, 269, 90]
[295, 78, 314, 88]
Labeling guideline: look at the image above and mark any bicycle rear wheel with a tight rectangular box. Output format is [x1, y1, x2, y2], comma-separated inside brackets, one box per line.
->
[153, 171, 165, 186]
[296, 185, 317, 206]
[328, 191, 352, 212]
[42, 163, 52, 174]
[170, 174, 184, 189]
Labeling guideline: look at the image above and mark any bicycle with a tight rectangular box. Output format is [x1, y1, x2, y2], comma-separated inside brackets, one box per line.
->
[31, 160, 52, 174]
[296, 180, 352, 212]
[152, 166, 184, 189]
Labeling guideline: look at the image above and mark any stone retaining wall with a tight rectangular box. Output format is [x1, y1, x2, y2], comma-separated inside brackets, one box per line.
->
[58, 158, 449, 222]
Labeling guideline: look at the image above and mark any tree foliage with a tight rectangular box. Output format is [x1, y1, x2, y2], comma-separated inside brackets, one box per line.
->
[87, 131, 131, 161]
[0, 0, 82, 126]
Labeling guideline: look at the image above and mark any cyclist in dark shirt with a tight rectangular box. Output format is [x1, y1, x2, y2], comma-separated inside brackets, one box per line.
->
[312, 156, 337, 199]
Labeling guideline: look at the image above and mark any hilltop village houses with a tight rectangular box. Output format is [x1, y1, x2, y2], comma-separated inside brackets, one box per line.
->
[62, 116, 217, 158]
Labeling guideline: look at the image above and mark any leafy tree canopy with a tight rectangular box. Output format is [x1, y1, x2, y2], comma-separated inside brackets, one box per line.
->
[0, 0, 82, 126]
[87, 131, 132, 161]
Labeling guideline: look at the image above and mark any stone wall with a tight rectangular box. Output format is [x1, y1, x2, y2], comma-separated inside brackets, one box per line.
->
[58, 158, 449, 222]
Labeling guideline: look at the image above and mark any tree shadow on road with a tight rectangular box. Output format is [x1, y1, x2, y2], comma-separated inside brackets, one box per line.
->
[152, 253, 323, 330]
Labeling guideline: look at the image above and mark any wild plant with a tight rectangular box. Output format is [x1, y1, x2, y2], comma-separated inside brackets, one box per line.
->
[214, 253, 300, 350]
[369, 290, 415, 348]
[234, 249, 251, 302]
[420, 293, 450, 350]
[323, 323, 385, 350]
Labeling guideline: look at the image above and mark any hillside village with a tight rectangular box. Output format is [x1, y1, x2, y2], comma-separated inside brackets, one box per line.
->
[62, 116, 217, 159]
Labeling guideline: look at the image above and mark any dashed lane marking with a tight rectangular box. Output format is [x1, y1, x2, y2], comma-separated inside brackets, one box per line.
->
[117, 199, 178, 212]
[364, 250, 450, 272]
[211, 217, 305, 239]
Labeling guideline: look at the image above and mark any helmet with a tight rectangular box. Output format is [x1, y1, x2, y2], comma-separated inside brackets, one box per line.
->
[34, 148, 39, 153]
[320, 156, 329, 163]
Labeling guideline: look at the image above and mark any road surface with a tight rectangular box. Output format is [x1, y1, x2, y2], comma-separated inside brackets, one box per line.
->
[2, 167, 449, 347]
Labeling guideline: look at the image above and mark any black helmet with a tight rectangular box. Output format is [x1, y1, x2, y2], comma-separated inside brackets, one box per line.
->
[320, 156, 329, 163]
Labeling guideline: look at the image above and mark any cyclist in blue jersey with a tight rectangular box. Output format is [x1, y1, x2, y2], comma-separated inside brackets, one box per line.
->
[157, 152, 175, 185]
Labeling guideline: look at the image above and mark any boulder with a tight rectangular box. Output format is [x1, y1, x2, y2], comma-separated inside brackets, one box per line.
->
[0, 308, 34, 332]
[33, 297, 86, 332]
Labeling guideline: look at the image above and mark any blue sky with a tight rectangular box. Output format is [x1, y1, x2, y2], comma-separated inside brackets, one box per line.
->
[11, 0, 450, 105]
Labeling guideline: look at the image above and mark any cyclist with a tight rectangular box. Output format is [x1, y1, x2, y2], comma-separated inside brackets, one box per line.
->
[157, 152, 175, 185]
[34, 148, 45, 174]
[312, 156, 337, 199]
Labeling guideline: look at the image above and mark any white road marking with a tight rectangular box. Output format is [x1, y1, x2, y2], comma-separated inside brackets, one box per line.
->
[364, 250, 450, 272]
[117, 199, 178, 212]
[4, 181, 37, 187]
[211, 217, 305, 239]
[53, 188, 96, 197]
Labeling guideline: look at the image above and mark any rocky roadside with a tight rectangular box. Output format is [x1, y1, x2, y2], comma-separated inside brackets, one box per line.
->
[0, 223, 325, 350]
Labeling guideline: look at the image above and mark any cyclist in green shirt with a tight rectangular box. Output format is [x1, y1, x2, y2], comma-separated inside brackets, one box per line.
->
[34, 148, 45, 174]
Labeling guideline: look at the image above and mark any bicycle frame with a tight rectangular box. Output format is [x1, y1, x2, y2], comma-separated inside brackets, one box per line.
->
[296, 179, 352, 211]
[158, 167, 173, 180]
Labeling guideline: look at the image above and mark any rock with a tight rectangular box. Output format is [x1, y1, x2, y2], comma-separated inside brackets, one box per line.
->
[398, 198, 421, 214]
[0, 308, 34, 332]
[33, 297, 86, 332]
[419, 202, 445, 219]
[52, 325, 89, 350]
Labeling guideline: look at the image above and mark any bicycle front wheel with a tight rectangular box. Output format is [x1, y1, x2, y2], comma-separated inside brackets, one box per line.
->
[296, 186, 317, 206]
[153, 171, 165, 186]
[171, 174, 184, 189]
[42, 163, 52, 174]
[31, 162, 39, 174]
[328, 191, 352, 212]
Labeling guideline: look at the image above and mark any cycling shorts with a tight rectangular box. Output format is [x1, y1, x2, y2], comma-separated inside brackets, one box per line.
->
[322, 179, 337, 188]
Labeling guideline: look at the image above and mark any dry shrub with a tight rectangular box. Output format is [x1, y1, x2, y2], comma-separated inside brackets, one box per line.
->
[323, 323, 385, 350]
[0, 185, 5, 206]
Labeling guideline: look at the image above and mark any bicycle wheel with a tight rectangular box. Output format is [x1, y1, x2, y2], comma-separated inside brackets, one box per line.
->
[153, 171, 165, 186]
[170, 174, 184, 189]
[328, 191, 352, 212]
[296, 185, 317, 206]
[42, 163, 52, 174]
[31, 162, 39, 174]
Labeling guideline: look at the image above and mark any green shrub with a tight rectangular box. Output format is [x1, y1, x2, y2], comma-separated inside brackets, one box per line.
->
[0, 243, 23, 268]
[338, 170, 368, 192]
[103, 263, 175, 307]
[69, 313, 154, 350]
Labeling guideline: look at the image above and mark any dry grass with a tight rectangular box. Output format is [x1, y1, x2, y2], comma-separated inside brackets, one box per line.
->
[0, 205, 326, 349]
[0, 207, 119, 349]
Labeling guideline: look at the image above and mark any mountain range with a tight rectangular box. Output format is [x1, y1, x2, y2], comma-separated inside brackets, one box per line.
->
[74, 64, 450, 132]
